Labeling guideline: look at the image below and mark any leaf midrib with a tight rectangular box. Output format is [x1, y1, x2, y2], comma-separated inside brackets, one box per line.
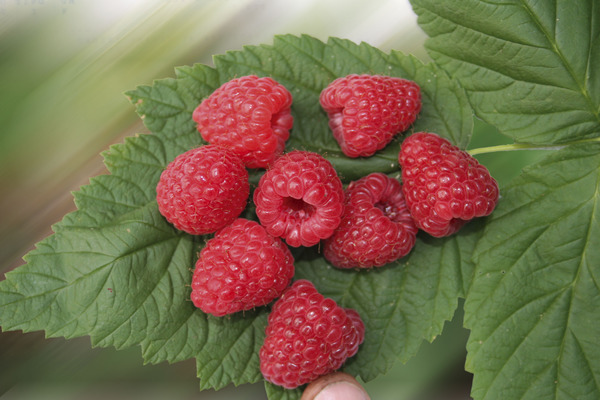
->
[421, 0, 600, 127]
[553, 157, 600, 397]
[519, 0, 600, 121]
[92, 235, 189, 347]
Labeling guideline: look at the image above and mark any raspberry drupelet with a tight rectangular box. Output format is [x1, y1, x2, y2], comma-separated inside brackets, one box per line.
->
[191, 218, 294, 317]
[399, 132, 499, 237]
[320, 74, 421, 158]
[156, 145, 249, 235]
[259, 279, 365, 389]
[253, 150, 345, 247]
[324, 172, 418, 268]
[193, 75, 294, 169]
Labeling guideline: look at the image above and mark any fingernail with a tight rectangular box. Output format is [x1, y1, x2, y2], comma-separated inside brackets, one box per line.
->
[314, 381, 370, 400]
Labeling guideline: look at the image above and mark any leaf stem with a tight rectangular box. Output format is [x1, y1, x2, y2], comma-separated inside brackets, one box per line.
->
[467, 137, 600, 156]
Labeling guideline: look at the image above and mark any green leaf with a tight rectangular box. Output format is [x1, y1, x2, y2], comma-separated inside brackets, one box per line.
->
[0, 34, 474, 397]
[295, 218, 482, 382]
[465, 143, 600, 400]
[201, 34, 473, 177]
[260, 220, 480, 400]
[0, 134, 267, 390]
[265, 382, 302, 400]
[410, 0, 600, 145]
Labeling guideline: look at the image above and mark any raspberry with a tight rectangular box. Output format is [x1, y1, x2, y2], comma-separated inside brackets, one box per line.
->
[259, 279, 365, 389]
[324, 172, 418, 268]
[190, 218, 294, 317]
[156, 145, 249, 235]
[253, 150, 345, 247]
[399, 132, 499, 237]
[193, 75, 294, 169]
[320, 74, 421, 158]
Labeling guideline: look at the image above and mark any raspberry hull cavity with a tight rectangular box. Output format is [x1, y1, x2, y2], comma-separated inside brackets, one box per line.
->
[259, 279, 364, 389]
[156, 145, 249, 235]
[320, 74, 421, 158]
[193, 75, 294, 169]
[324, 172, 418, 268]
[399, 132, 499, 237]
[191, 218, 294, 317]
[253, 150, 344, 247]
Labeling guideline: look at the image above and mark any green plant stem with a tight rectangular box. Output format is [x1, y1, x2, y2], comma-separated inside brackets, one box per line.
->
[467, 137, 600, 156]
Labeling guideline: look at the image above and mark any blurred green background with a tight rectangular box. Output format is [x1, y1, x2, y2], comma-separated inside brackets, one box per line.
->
[0, 1, 547, 399]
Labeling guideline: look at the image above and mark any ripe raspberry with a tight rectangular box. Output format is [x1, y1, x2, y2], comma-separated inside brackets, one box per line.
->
[260, 279, 365, 389]
[320, 74, 421, 158]
[193, 75, 294, 169]
[190, 218, 294, 317]
[399, 132, 499, 237]
[253, 150, 344, 247]
[324, 172, 418, 268]
[156, 145, 249, 235]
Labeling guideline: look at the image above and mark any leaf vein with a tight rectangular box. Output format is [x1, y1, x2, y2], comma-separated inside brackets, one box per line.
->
[200, 318, 261, 388]
[554, 160, 600, 395]
[481, 287, 570, 398]
[93, 235, 185, 346]
[519, 0, 600, 120]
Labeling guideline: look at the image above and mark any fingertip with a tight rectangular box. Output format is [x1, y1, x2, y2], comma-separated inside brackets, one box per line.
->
[301, 372, 370, 400]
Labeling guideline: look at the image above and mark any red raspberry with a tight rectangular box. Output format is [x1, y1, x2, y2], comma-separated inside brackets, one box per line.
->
[190, 218, 294, 317]
[259, 279, 365, 389]
[156, 145, 249, 235]
[399, 132, 499, 237]
[320, 74, 421, 158]
[253, 150, 345, 247]
[193, 75, 294, 169]
[324, 172, 418, 268]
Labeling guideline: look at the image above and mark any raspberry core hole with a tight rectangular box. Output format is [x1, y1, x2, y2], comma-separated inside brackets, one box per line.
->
[282, 197, 315, 219]
[375, 201, 405, 223]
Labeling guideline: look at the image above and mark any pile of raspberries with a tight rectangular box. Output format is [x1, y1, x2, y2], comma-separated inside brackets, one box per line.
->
[155, 74, 499, 389]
